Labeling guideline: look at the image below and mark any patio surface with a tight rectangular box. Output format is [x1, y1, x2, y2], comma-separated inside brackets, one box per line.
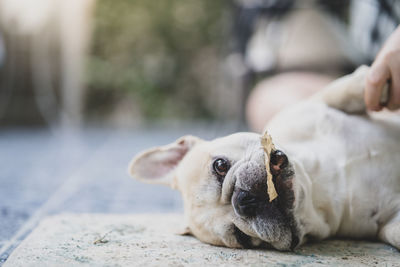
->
[4, 214, 400, 267]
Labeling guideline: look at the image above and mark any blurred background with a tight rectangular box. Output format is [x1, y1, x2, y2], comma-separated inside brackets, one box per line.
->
[0, 0, 398, 263]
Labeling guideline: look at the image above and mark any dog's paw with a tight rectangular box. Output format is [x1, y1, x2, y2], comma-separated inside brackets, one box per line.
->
[379, 213, 400, 250]
[319, 65, 368, 113]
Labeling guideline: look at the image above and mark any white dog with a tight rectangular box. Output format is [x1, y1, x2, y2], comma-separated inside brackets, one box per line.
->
[129, 66, 400, 251]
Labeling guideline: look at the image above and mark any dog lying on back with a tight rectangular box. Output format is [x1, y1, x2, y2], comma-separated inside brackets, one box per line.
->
[129, 66, 400, 251]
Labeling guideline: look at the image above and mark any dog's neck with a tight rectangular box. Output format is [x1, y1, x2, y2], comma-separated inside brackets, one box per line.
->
[290, 157, 342, 245]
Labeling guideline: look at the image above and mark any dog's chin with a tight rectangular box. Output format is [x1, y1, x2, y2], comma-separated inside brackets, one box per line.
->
[232, 214, 296, 251]
[252, 211, 297, 251]
[234, 203, 297, 251]
[258, 179, 299, 250]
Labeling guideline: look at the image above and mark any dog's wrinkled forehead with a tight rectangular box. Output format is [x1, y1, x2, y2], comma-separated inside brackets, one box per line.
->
[208, 132, 263, 160]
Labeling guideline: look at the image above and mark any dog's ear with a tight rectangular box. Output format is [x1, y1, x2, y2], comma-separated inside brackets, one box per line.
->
[174, 225, 192, 236]
[128, 135, 202, 188]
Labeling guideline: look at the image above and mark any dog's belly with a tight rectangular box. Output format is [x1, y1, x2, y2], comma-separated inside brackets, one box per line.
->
[268, 103, 400, 239]
[313, 150, 400, 238]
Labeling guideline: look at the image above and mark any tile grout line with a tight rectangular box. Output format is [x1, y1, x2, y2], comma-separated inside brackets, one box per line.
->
[0, 137, 115, 262]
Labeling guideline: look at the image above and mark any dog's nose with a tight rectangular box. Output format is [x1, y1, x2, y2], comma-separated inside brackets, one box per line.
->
[234, 190, 261, 217]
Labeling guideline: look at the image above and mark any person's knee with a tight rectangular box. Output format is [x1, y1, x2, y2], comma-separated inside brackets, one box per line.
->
[246, 72, 335, 132]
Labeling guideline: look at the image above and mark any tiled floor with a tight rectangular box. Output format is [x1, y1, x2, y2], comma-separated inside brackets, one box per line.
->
[0, 123, 242, 264]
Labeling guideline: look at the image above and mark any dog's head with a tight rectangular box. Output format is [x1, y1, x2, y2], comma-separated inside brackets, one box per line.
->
[129, 132, 299, 250]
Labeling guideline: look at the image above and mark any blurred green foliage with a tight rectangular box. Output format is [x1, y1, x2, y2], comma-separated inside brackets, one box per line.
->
[86, 0, 229, 120]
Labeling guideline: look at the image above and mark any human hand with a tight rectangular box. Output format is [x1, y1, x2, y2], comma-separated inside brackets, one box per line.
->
[365, 26, 400, 111]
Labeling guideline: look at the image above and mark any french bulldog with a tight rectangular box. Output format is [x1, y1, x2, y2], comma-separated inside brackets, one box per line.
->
[129, 66, 400, 251]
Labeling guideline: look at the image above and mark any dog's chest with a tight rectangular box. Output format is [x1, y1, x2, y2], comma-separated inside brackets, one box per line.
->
[271, 104, 400, 238]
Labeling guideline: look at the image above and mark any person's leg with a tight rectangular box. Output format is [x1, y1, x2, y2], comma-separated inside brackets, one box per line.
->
[246, 72, 335, 133]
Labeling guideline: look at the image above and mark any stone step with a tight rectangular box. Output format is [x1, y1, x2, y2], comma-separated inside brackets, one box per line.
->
[4, 214, 400, 266]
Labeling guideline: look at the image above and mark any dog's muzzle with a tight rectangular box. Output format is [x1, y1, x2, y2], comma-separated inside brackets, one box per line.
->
[229, 149, 299, 250]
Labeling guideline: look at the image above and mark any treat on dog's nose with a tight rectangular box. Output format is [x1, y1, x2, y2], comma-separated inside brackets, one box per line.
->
[261, 132, 278, 202]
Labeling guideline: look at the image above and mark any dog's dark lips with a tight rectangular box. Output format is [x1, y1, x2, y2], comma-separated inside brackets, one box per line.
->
[233, 225, 253, 248]
[273, 161, 300, 250]
[290, 231, 300, 250]
[233, 224, 277, 250]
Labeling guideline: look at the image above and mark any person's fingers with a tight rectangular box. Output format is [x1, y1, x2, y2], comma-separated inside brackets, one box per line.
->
[386, 102, 400, 110]
[386, 56, 400, 110]
[365, 61, 391, 111]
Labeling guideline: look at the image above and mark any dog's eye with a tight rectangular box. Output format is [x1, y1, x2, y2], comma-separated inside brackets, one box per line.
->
[213, 158, 230, 177]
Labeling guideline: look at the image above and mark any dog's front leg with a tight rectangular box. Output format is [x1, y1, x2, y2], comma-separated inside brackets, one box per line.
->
[379, 211, 400, 250]
[313, 66, 389, 113]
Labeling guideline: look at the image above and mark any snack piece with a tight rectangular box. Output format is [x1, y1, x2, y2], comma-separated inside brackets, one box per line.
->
[261, 132, 278, 202]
